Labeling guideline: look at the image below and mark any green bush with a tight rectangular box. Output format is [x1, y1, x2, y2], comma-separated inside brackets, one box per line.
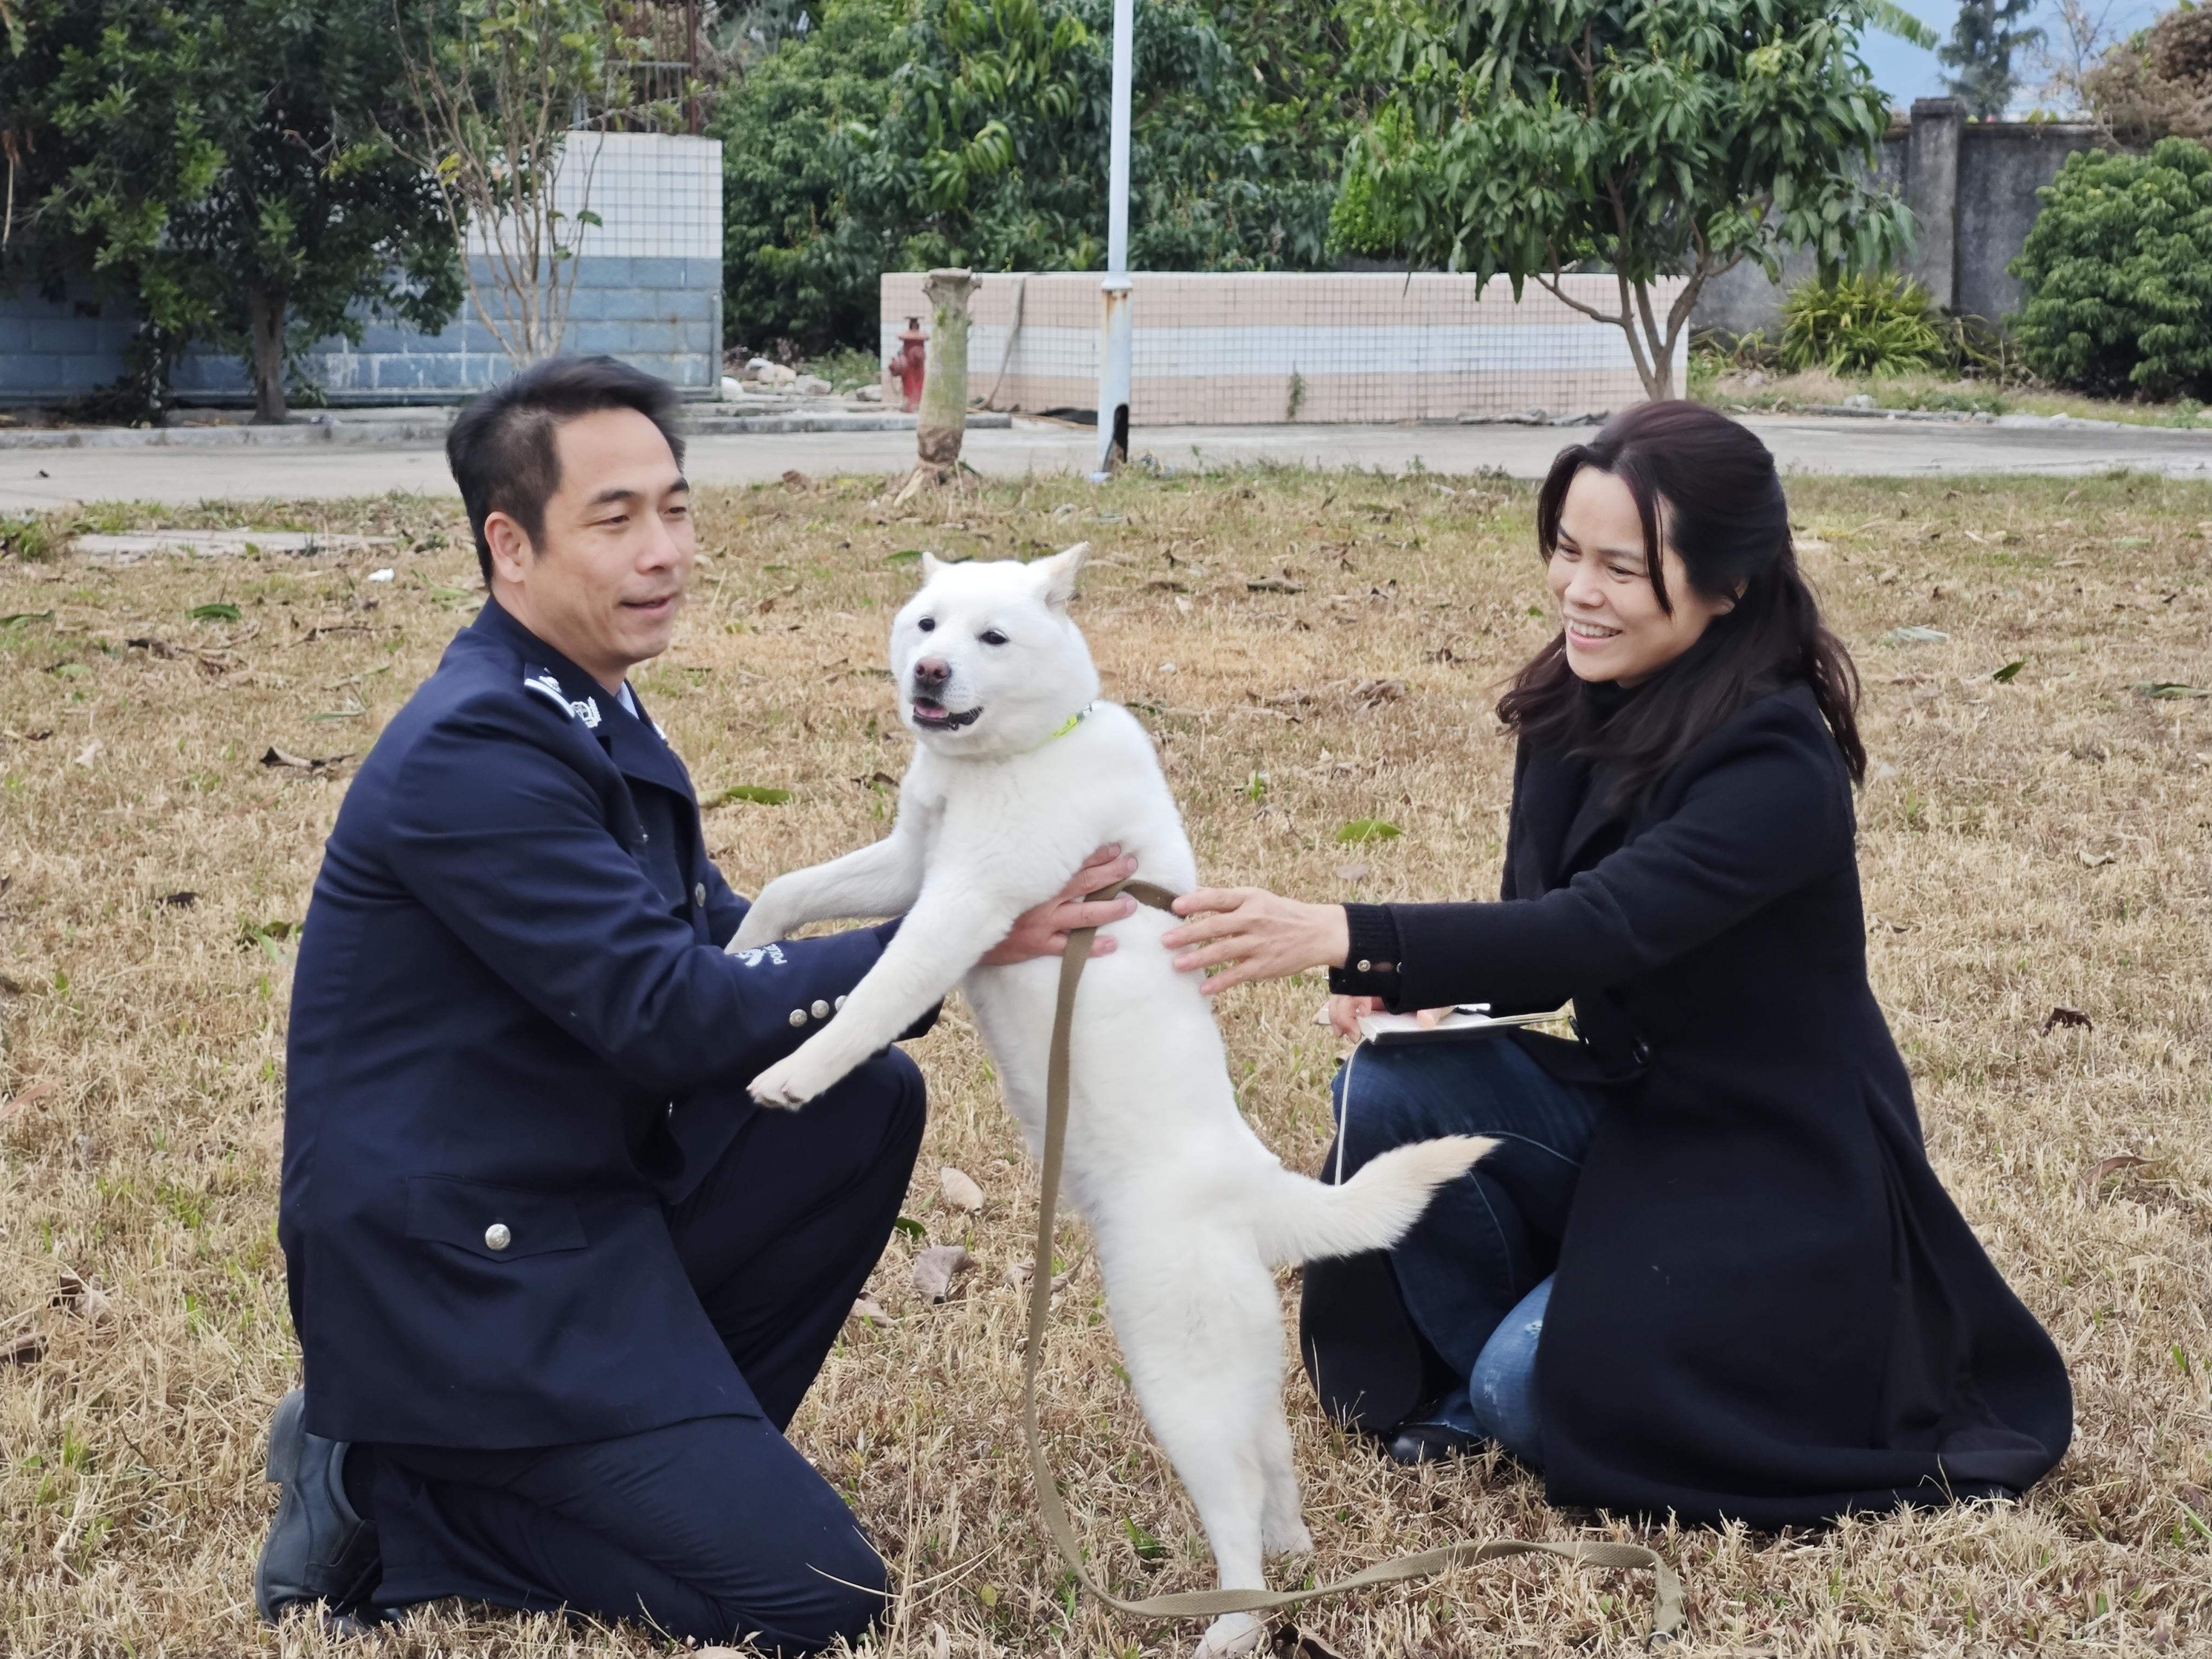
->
[2011, 137, 2212, 400]
[1779, 274, 1944, 375]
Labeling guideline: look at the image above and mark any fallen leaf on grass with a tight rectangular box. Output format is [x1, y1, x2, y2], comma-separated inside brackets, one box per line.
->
[2041, 1006, 2093, 1034]
[781, 469, 812, 490]
[187, 602, 242, 623]
[938, 1167, 985, 1213]
[72, 740, 100, 767]
[2079, 848, 2115, 869]
[3, 1325, 46, 1366]
[1991, 660, 2026, 683]
[5, 1082, 57, 1116]
[848, 1295, 895, 1326]
[1880, 625, 1949, 645]
[53, 1270, 114, 1330]
[1271, 1626, 1351, 1659]
[1246, 575, 1304, 594]
[715, 784, 793, 807]
[2135, 682, 2209, 699]
[160, 891, 197, 908]
[912, 1244, 975, 1303]
[1336, 819, 1402, 845]
[1333, 863, 1370, 883]
[2079, 1155, 2152, 1194]
[0, 610, 54, 629]
[260, 746, 349, 771]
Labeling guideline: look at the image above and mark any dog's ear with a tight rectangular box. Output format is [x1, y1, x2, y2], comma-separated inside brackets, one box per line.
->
[1029, 541, 1090, 611]
[919, 551, 944, 581]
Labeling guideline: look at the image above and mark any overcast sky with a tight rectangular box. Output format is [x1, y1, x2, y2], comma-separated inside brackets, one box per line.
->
[1857, 0, 2173, 110]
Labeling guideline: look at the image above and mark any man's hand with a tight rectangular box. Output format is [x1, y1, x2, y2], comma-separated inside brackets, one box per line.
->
[979, 846, 1140, 967]
[1160, 886, 1350, 996]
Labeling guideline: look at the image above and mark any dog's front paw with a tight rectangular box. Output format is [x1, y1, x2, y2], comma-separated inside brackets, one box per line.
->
[747, 1043, 856, 1110]
[727, 912, 777, 954]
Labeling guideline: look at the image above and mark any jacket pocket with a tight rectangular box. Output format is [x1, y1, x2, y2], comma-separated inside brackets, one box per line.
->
[405, 1176, 588, 1262]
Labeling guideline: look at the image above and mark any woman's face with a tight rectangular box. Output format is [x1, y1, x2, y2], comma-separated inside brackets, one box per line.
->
[1547, 466, 1734, 687]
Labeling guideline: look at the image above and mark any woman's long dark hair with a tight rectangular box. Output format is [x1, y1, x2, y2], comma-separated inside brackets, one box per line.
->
[1496, 400, 1864, 811]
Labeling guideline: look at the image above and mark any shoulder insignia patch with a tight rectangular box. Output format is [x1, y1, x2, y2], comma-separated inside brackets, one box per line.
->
[522, 670, 602, 729]
[522, 672, 573, 718]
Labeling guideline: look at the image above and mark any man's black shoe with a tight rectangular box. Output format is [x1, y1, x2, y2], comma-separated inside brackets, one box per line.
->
[1386, 1419, 1486, 1466]
[254, 1388, 381, 1623]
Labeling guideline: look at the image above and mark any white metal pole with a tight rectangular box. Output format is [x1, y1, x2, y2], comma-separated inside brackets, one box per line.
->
[1094, 0, 1134, 476]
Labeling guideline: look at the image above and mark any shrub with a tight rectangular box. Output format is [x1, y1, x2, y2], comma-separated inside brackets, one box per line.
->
[1779, 274, 1944, 376]
[2011, 137, 2212, 401]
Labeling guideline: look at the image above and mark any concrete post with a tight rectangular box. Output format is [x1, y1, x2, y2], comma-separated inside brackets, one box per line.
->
[917, 268, 978, 467]
[1905, 98, 1965, 312]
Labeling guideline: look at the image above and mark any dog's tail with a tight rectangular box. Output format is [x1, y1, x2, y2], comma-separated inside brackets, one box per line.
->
[1248, 1135, 1496, 1268]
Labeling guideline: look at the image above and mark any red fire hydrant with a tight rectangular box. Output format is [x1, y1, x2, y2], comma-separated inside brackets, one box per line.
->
[890, 316, 927, 413]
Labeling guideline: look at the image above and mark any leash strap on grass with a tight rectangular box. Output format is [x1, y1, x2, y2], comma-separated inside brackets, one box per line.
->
[1019, 878, 1686, 1646]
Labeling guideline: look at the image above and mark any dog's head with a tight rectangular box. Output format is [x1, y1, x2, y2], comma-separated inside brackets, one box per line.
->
[889, 543, 1099, 756]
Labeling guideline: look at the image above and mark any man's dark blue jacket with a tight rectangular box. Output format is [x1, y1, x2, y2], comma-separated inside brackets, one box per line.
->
[282, 599, 905, 1450]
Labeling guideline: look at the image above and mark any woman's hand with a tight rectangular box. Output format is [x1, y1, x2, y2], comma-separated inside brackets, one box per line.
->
[1161, 886, 1349, 996]
[1327, 995, 1455, 1039]
[1327, 994, 1384, 1038]
[980, 846, 1139, 967]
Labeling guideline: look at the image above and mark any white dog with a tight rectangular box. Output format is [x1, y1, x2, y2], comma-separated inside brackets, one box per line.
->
[731, 545, 1491, 1656]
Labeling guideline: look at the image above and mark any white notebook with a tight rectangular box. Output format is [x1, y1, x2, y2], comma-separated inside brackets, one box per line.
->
[1314, 1002, 1572, 1045]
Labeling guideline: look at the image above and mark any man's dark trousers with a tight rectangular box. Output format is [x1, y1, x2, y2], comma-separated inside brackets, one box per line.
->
[351, 1051, 925, 1652]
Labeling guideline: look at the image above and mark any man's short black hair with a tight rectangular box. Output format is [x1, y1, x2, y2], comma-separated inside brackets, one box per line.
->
[446, 355, 687, 584]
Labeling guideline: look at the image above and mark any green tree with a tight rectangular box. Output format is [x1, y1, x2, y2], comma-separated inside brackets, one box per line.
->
[1939, 0, 2042, 119]
[4, 0, 461, 422]
[388, 0, 639, 367]
[2011, 136, 2212, 401]
[1331, 0, 1913, 398]
[711, 0, 1364, 356]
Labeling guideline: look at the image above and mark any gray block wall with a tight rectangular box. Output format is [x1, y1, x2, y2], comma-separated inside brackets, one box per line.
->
[1691, 102, 2105, 338]
[0, 134, 722, 407]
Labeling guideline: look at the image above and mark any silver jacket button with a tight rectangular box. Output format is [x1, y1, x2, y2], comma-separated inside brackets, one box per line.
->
[811, 999, 831, 1019]
[693, 882, 707, 907]
[788, 1008, 808, 1027]
[1356, 959, 1372, 973]
[833, 994, 847, 1011]
[484, 1222, 512, 1251]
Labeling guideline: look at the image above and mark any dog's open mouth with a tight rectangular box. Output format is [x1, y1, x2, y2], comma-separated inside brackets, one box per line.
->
[910, 697, 982, 731]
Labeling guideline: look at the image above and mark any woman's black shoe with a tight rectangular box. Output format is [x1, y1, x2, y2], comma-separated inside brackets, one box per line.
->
[254, 1389, 382, 1623]
[1386, 1419, 1486, 1465]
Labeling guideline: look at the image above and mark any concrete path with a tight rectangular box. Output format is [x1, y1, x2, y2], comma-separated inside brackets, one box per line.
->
[5, 413, 2209, 511]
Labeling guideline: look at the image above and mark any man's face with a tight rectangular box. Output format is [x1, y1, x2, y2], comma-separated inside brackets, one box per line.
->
[485, 406, 693, 690]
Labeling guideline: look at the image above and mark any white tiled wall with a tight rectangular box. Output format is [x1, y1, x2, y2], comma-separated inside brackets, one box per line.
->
[467, 133, 721, 262]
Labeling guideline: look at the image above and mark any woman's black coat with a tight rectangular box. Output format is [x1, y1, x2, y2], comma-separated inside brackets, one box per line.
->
[1360, 683, 2072, 1527]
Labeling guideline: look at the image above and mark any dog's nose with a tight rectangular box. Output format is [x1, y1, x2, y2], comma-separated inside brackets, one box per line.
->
[912, 657, 950, 690]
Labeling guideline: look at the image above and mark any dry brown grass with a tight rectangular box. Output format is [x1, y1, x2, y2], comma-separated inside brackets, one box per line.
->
[2, 465, 2209, 1658]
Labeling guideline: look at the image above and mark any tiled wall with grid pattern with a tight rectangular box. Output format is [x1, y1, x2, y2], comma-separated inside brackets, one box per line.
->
[1, 136, 723, 404]
[881, 272, 1681, 424]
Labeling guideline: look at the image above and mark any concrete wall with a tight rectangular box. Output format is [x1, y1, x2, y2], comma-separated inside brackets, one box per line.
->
[0, 133, 722, 406]
[883, 271, 1687, 425]
[1691, 102, 2104, 337]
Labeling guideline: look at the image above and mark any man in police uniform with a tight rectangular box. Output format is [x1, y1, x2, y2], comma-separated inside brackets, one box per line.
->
[258, 357, 1136, 1648]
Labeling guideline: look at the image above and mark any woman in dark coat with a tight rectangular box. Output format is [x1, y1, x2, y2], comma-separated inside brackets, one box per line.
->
[1159, 402, 2072, 1529]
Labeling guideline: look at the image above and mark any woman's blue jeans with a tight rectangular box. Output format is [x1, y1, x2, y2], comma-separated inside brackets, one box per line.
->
[1326, 1037, 1607, 1468]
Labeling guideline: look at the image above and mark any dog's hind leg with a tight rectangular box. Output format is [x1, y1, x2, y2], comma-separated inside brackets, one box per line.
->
[1105, 1236, 1280, 1658]
[1256, 1399, 1311, 1559]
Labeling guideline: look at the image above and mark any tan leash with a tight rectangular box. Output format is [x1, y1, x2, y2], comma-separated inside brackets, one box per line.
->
[1019, 878, 1687, 1644]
